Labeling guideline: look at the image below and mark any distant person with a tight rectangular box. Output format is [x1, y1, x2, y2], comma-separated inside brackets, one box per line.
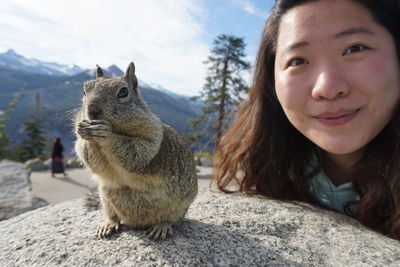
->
[51, 137, 66, 177]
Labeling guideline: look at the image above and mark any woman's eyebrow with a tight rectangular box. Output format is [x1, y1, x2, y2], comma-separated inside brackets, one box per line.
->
[281, 27, 375, 56]
[335, 27, 375, 38]
[282, 41, 310, 55]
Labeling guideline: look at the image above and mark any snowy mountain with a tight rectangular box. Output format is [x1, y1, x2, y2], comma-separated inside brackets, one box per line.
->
[105, 64, 124, 77]
[138, 79, 188, 100]
[0, 65, 205, 154]
[0, 49, 210, 153]
[0, 49, 192, 100]
[0, 49, 84, 76]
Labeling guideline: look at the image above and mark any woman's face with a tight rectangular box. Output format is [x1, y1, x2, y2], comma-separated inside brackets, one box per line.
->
[274, 0, 400, 160]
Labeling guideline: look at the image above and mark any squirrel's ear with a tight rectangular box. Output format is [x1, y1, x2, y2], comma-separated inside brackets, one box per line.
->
[96, 65, 104, 78]
[124, 62, 138, 92]
[125, 62, 135, 75]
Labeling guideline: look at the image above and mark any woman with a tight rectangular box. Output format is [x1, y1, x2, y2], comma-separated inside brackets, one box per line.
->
[215, 0, 400, 240]
[51, 137, 66, 177]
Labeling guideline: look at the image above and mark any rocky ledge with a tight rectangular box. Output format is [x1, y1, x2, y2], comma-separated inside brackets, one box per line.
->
[0, 161, 48, 220]
[0, 190, 399, 266]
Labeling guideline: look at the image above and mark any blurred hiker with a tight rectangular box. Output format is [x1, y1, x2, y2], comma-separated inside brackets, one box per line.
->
[51, 137, 66, 177]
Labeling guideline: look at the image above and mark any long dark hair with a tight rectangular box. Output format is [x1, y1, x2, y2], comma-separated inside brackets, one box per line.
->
[215, 0, 400, 240]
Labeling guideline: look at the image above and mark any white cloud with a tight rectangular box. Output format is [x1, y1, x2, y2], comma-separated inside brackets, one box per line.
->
[0, 0, 210, 96]
[232, 0, 268, 19]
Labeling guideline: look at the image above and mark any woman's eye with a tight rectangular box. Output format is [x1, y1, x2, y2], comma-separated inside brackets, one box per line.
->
[288, 58, 308, 67]
[343, 44, 368, 55]
[118, 87, 129, 98]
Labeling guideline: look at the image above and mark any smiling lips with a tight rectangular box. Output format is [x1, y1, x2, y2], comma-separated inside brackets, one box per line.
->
[315, 109, 360, 126]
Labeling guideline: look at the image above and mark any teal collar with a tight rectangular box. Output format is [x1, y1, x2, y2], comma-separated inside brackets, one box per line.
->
[308, 169, 359, 214]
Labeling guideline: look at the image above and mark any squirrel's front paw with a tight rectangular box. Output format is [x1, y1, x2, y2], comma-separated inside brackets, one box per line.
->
[146, 222, 173, 241]
[78, 120, 112, 143]
[97, 222, 120, 238]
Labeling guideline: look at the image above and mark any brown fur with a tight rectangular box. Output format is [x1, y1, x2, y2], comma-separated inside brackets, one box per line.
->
[74, 62, 198, 240]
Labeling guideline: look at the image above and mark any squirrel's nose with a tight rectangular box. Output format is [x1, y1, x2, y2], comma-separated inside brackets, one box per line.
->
[88, 104, 102, 120]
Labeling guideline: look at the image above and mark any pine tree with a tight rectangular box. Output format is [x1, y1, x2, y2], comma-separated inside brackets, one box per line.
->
[17, 115, 47, 162]
[0, 133, 10, 160]
[191, 34, 250, 149]
[0, 87, 24, 160]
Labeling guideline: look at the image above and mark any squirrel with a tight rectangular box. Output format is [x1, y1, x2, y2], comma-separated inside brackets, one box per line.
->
[74, 62, 198, 240]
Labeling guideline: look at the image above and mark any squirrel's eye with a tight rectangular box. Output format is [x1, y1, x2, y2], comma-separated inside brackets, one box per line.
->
[118, 87, 129, 98]
[83, 90, 86, 96]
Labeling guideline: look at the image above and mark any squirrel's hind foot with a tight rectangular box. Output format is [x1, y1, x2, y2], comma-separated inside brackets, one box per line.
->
[147, 223, 173, 241]
[97, 222, 120, 238]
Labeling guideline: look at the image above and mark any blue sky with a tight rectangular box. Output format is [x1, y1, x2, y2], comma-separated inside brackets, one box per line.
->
[0, 0, 274, 96]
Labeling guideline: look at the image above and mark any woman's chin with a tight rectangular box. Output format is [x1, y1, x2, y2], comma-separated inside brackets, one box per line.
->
[313, 138, 365, 156]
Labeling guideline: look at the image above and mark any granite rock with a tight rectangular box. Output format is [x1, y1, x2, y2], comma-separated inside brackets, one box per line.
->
[0, 190, 399, 266]
[43, 158, 52, 169]
[199, 157, 213, 167]
[66, 157, 83, 168]
[0, 161, 48, 220]
[25, 158, 48, 171]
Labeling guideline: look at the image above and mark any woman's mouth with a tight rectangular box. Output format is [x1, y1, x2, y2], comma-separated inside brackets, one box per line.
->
[315, 109, 360, 126]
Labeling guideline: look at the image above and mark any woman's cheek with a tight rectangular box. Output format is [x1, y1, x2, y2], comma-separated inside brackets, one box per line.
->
[276, 75, 309, 112]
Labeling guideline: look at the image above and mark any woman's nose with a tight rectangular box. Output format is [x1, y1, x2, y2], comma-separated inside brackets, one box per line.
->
[311, 70, 350, 100]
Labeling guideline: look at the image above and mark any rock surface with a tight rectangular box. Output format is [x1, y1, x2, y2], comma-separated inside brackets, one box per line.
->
[0, 161, 48, 220]
[24, 158, 48, 171]
[199, 157, 213, 167]
[43, 158, 52, 169]
[0, 190, 399, 266]
[66, 157, 82, 168]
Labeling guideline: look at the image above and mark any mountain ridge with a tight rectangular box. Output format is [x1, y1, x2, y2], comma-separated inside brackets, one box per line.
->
[0, 50, 206, 155]
[0, 49, 190, 100]
[0, 49, 84, 76]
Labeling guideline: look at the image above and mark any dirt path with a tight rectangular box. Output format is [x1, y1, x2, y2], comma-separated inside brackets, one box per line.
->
[31, 166, 213, 205]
